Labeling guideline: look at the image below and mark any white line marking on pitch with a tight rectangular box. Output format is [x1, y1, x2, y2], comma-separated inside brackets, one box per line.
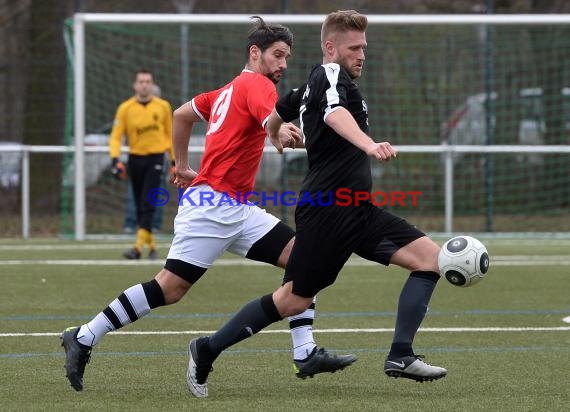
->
[2, 326, 569, 338]
[3, 238, 570, 251]
[0, 243, 171, 251]
[1, 257, 570, 266]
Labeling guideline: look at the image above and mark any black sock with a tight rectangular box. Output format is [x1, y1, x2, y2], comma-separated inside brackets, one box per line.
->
[208, 294, 282, 354]
[389, 271, 439, 358]
[142, 279, 165, 309]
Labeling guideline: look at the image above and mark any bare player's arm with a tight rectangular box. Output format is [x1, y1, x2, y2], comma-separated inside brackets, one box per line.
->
[266, 108, 304, 154]
[325, 107, 397, 162]
[172, 102, 200, 188]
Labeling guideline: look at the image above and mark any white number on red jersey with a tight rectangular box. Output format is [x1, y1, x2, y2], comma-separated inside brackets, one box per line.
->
[206, 85, 233, 135]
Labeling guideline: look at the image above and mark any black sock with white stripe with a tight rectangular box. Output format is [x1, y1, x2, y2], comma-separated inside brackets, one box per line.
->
[76, 279, 165, 347]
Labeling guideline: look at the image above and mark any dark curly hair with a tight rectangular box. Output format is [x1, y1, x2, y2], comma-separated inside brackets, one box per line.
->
[245, 16, 294, 60]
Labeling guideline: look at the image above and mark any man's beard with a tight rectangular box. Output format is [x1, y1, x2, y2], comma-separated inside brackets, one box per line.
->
[265, 71, 282, 84]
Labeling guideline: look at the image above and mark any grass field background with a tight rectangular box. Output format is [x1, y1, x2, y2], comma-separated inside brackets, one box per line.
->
[0, 238, 569, 411]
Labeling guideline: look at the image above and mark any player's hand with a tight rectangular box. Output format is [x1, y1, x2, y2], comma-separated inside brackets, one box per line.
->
[171, 167, 198, 189]
[281, 123, 303, 149]
[270, 123, 303, 154]
[111, 158, 127, 181]
[366, 142, 397, 163]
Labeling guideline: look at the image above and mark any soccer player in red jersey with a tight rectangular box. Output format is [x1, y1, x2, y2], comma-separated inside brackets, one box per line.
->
[61, 16, 356, 394]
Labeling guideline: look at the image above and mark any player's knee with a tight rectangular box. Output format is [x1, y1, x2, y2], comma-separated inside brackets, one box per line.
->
[155, 269, 192, 304]
[276, 296, 313, 317]
[422, 245, 441, 273]
[407, 250, 440, 273]
[399, 256, 440, 273]
[276, 239, 294, 268]
[394, 237, 440, 272]
[290, 300, 313, 316]
[273, 281, 313, 317]
[163, 285, 190, 304]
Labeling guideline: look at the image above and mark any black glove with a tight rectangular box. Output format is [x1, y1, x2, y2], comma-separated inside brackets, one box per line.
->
[111, 157, 127, 181]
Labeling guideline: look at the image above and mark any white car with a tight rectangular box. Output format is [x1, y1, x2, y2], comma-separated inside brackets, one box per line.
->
[2, 128, 379, 190]
[441, 87, 570, 166]
[81, 124, 309, 188]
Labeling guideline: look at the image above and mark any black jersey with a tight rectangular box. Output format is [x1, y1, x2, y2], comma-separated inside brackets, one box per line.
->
[276, 63, 372, 200]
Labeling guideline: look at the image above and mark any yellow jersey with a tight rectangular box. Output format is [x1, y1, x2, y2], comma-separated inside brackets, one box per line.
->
[109, 96, 174, 160]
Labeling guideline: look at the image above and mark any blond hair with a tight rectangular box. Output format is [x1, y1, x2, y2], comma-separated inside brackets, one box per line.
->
[321, 10, 368, 46]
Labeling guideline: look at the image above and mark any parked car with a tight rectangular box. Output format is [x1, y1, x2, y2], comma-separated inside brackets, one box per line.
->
[62, 123, 127, 187]
[441, 87, 570, 165]
[82, 123, 309, 188]
[0, 139, 112, 189]
[2, 126, 383, 190]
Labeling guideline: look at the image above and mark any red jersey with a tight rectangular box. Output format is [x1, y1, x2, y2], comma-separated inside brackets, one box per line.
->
[190, 70, 278, 198]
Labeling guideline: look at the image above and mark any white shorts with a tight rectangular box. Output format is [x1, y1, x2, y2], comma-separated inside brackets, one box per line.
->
[167, 184, 281, 268]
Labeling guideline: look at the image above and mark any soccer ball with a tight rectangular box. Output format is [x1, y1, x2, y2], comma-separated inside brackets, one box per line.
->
[438, 236, 490, 287]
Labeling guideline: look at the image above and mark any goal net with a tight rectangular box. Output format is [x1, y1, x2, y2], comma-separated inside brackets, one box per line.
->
[63, 14, 570, 238]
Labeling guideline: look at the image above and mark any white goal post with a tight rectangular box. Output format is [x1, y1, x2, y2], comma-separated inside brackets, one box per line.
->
[72, 13, 570, 240]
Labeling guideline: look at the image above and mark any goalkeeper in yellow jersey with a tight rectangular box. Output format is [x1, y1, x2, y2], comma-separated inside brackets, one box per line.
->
[109, 69, 174, 259]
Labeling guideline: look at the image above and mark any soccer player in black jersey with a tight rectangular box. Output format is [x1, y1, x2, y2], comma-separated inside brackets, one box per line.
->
[187, 10, 447, 397]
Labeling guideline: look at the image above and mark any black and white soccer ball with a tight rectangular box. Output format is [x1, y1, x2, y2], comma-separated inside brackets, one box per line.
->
[438, 236, 490, 287]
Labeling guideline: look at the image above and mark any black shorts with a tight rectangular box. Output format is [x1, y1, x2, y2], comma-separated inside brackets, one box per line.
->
[284, 202, 425, 297]
[245, 221, 295, 266]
